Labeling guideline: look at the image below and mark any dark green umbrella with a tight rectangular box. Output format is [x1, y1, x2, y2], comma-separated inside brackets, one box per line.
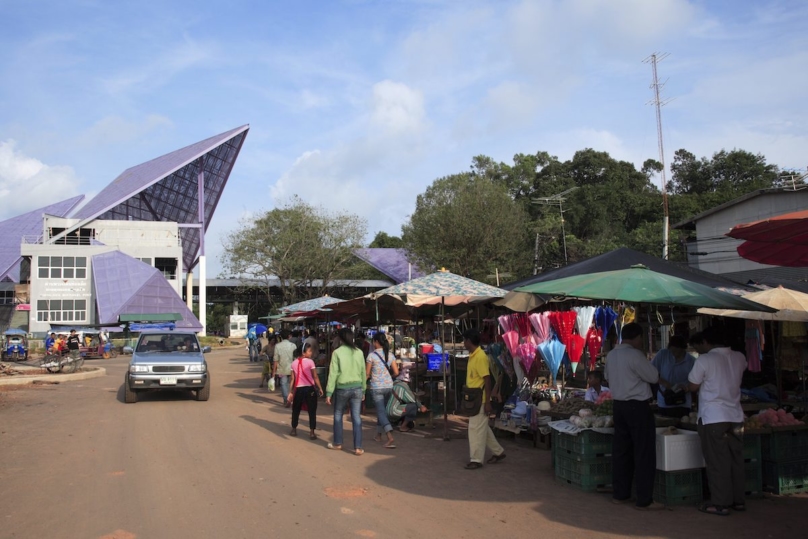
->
[515, 265, 776, 312]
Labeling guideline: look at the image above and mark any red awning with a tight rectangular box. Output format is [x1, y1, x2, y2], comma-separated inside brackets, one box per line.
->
[727, 210, 808, 267]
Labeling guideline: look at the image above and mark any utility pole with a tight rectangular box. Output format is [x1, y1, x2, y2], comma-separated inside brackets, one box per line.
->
[532, 187, 579, 266]
[644, 52, 671, 260]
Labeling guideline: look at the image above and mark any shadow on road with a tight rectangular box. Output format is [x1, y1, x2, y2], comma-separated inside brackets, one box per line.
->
[223, 377, 263, 389]
[116, 383, 196, 404]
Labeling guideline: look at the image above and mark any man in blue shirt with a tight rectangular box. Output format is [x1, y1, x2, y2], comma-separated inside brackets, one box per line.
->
[651, 335, 696, 418]
[44, 332, 56, 353]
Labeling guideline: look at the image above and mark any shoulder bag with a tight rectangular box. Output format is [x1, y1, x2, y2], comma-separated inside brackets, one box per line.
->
[457, 386, 484, 417]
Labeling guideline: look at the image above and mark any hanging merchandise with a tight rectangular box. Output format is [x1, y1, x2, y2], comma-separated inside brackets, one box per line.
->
[538, 338, 566, 386]
[515, 313, 532, 341]
[586, 327, 603, 369]
[567, 334, 585, 375]
[489, 342, 515, 382]
[502, 330, 520, 357]
[745, 320, 763, 373]
[549, 311, 577, 345]
[595, 306, 618, 342]
[498, 314, 516, 333]
[620, 305, 636, 334]
[529, 312, 552, 344]
[516, 342, 537, 378]
[574, 306, 596, 338]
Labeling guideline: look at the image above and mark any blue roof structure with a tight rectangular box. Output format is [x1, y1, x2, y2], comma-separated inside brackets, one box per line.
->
[0, 196, 85, 282]
[353, 248, 424, 284]
[91, 251, 202, 331]
[71, 125, 249, 271]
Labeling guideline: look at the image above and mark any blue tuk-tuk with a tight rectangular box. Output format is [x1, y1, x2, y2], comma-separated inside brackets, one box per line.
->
[2, 329, 28, 361]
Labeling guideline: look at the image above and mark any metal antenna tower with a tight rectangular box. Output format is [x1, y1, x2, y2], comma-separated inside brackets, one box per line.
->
[643, 52, 672, 259]
[532, 186, 579, 265]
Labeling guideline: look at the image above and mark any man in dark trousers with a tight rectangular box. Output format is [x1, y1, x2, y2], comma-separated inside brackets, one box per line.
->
[604, 322, 665, 510]
[66, 329, 82, 365]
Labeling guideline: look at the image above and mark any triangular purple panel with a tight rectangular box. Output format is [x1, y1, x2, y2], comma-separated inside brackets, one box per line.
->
[92, 251, 202, 331]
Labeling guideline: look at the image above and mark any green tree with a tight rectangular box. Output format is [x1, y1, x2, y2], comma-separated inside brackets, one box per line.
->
[401, 173, 532, 282]
[220, 196, 367, 308]
[368, 231, 404, 248]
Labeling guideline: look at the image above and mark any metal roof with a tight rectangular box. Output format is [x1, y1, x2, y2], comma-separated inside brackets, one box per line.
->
[92, 251, 202, 331]
[672, 187, 808, 230]
[0, 196, 85, 282]
[71, 125, 250, 271]
[353, 248, 424, 284]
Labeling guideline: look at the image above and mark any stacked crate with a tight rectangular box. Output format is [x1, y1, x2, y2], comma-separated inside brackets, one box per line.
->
[654, 469, 703, 506]
[655, 428, 704, 505]
[553, 430, 613, 491]
[744, 434, 763, 497]
[762, 429, 808, 495]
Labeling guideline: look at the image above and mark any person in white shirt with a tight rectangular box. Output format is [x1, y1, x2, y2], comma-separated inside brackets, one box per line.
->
[688, 328, 746, 516]
[604, 323, 666, 510]
[651, 335, 696, 418]
[584, 371, 609, 402]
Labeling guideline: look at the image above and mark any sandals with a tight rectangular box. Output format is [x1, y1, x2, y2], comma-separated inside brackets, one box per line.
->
[384, 441, 396, 449]
[464, 462, 483, 470]
[699, 503, 730, 516]
[373, 434, 382, 443]
[487, 453, 506, 464]
[327, 443, 342, 450]
[310, 432, 317, 440]
[354, 449, 364, 456]
[289, 428, 297, 437]
[731, 503, 745, 512]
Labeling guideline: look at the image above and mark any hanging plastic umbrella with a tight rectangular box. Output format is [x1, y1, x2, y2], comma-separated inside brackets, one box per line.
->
[529, 312, 551, 344]
[586, 327, 603, 370]
[498, 314, 516, 333]
[567, 334, 585, 375]
[549, 311, 577, 345]
[489, 342, 515, 381]
[538, 338, 566, 385]
[574, 306, 596, 338]
[595, 306, 618, 342]
[502, 330, 520, 357]
[516, 342, 536, 375]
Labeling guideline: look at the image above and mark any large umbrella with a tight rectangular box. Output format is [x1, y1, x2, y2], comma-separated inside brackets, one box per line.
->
[328, 294, 413, 323]
[516, 264, 776, 311]
[280, 296, 344, 314]
[698, 286, 808, 321]
[493, 291, 546, 312]
[728, 210, 808, 267]
[375, 270, 507, 440]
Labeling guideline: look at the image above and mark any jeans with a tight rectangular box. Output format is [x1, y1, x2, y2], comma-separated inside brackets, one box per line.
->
[333, 387, 363, 449]
[291, 386, 319, 429]
[370, 388, 393, 434]
[278, 374, 290, 401]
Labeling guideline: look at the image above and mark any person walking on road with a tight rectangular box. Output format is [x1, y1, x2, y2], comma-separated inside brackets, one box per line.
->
[463, 328, 506, 470]
[604, 322, 666, 511]
[325, 328, 367, 455]
[367, 332, 399, 449]
[688, 328, 747, 516]
[287, 342, 324, 439]
[66, 329, 82, 366]
[273, 330, 296, 406]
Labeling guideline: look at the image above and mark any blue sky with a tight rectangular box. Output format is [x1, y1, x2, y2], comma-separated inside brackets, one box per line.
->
[2, 0, 807, 276]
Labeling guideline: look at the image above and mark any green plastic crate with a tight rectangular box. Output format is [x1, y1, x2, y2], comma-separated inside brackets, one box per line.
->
[555, 463, 612, 491]
[654, 469, 703, 506]
[761, 430, 808, 462]
[745, 461, 763, 497]
[554, 431, 613, 458]
[743, 434, 761, 462]
[763, 460, 808, 494]
[555, 452, 612, 479]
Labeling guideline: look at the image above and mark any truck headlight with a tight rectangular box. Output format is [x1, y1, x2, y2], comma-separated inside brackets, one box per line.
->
[129, 365, 149, 373]
[187, 364, 206, 373]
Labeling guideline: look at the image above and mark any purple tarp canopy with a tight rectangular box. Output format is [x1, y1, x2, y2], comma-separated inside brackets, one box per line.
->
[0, 196, 85, 282]
[92, 251, 202, 331]
[353, 248, 424, 284]
[72, 125, 249, 271]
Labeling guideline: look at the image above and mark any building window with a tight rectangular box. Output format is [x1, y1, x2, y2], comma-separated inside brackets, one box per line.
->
[137, 258, 152, 266]
[0, 290, 13, 304]
[35, 299, 87, 322]
[155, 258, 177, 280]
[47, 227, 96, 245]
[37, 256, 87, 279]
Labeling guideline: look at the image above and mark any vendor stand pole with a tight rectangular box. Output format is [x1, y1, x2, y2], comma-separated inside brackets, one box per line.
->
[442, 296, 450, 442]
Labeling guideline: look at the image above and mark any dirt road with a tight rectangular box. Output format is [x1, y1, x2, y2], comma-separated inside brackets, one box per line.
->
[1, 348, 807, 539]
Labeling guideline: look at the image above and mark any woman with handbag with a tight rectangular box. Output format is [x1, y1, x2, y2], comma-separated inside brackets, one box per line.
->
[366, 333, 399, 449]
[287, 343, 324, 439]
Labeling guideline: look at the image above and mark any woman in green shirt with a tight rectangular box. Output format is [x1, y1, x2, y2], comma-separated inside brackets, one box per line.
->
[325, 328, 367, 455]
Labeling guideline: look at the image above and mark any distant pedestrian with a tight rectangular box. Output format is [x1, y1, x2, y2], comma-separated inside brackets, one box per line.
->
[66, 330, 81, 365]
[463, 328, 505, 470]
[287, 343, 324, 439]
[259, 335, 277, 389]
[325, 328, 367, 455]
[273, 330, 296, 405]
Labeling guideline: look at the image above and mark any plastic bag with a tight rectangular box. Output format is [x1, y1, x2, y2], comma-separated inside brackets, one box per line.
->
[268, 377, 276, 391]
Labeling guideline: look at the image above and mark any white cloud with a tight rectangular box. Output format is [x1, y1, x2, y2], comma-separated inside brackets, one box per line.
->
[370, 80, 426, 135]
[0, 140, 81, 220]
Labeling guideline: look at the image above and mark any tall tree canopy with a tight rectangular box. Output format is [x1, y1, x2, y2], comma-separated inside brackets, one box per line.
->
[220, 197, 366, 308]
[401, 173, 532, 282]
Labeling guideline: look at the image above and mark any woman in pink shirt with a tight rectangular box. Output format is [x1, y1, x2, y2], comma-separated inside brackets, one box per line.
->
[287, 343, 324, 439]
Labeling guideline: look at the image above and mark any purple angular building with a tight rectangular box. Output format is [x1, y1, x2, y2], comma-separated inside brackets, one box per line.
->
[2, 125, 249, 335]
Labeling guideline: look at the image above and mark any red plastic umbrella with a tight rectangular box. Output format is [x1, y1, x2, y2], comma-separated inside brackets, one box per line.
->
[567, 334, 585, 375]
[728, 210, 808, 267]
[586, 328, 603, 370]
[549, 311, 577, 345]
